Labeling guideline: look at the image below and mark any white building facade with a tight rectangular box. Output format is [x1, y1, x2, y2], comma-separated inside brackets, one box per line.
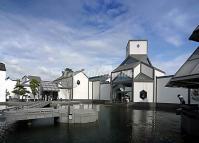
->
[5, 78, 17, 100]
[21, 75, 41, 100]
[111, 40, 165, 104]
[0, 63, 6, 102]
[54, 69, 89, 100]
[88, 75, 111, 101]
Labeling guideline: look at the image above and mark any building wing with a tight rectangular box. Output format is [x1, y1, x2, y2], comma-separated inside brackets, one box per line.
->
[41, 81, 59, 92]
[167, 47, 199, 88]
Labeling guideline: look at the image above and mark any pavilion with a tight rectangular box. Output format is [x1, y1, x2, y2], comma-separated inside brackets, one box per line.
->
[167, 24, 199, 136]
[111, 40, 165, 103]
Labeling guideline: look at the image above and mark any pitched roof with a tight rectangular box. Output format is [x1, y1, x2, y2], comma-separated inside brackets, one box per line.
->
[41, 81, 59, 92]
[54, 69, 84, 81]
[167, 47, 199, 88]
[112, 54, 152, 73]
[0, 63, 6, 71]
[130, 54, 152, 65]
[134, 73, 153, 82]
[89, 74, 109, 82]
[28, 76, 41, 82]
[189, 25, 199, 42]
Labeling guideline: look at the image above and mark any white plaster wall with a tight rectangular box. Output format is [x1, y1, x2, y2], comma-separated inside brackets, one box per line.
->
[134, 82, 154, 102]
[134, 64, 140, 78]
[73, 72, 89, 99]
[141, 64, 153, 78]
[157, 77, 188, 104]
[0, 71, 6, 102]
[155, 70, 165, 77]
[100, 83, 110, 100]
[92, 81, 100, 100]
[128, 40, 147, 55]
[154, 70, 165, 103]
[58, 89, 70, 99]
[5, 79, 17, 99]
[89, 81, 92, 100]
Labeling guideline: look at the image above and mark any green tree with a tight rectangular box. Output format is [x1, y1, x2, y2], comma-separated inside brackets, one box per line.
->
[30, 79, 40, 101]
[12, 80, 30, 101]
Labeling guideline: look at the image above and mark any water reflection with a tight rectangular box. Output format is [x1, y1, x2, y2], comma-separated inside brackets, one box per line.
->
[1, 105, 186, 143]
[0, 105, 7, 110]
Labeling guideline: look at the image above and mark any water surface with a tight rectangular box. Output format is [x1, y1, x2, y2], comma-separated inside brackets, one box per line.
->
[1, 105, 187, 143]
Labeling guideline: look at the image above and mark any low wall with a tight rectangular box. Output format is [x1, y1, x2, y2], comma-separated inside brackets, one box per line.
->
[156, 76, 188, 104]
[58, 107, 98, 124]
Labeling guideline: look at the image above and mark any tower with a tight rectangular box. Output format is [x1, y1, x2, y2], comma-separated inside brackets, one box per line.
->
[126, 40, 148, 57]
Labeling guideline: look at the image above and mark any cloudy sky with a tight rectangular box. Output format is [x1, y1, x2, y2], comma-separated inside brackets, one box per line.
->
[0, 0, 198, 80]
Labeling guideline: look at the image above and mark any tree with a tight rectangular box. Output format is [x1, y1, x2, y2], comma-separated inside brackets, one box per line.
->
[30, 79, 40, 101]
[12, 80, 30, 101]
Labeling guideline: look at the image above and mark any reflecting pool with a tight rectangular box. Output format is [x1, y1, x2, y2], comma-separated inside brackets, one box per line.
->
[0, 105, 190, 143]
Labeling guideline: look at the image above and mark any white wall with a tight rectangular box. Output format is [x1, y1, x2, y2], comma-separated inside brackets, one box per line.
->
[59, 89, 70, 99]
[154, 70, 165, 103]
[134, 82, 154, 102]
[127, 40, 147, 56]
[0, 71, 6, 102]
[73, 72, 89, 99]
[5, 79, 17, 99]
[89, 81, 92, 100]
[157, 77, 188, 104]
[134, 64, 140, 78]
[92, 81, 100, 100]
[141, 64, 153, 78]
[100, 83, 110, 100]
[155, 70, 165, 77]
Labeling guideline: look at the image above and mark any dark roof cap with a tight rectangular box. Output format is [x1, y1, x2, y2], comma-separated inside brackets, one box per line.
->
[28, 76, 41, 82]
[89, 74, 109, 82]
[189, 25, 199, 42]
[0, 63, 6, 71]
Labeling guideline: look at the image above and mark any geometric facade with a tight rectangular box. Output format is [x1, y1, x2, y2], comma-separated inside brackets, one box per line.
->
[111, 40, 165, 103]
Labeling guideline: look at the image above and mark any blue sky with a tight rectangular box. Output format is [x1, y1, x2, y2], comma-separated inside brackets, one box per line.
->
[0, 0, 198, 80]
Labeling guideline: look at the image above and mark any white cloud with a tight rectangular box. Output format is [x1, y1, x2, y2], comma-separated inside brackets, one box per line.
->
[153, 53, 191, 75]
[0, 10, 134, 80]
[0, 0, 198, 81]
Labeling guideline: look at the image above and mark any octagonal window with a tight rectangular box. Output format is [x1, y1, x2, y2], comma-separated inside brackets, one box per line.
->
[140, 90, 147, 100]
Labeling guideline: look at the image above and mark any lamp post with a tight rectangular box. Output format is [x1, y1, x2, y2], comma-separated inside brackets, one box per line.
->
[68, 71, 74, 122]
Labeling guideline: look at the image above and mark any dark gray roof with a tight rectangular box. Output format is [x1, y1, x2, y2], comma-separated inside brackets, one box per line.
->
[89, 74, 109, 82]
[28, 76, 41, 82]
[54, 69, 84, 81]
[41, 81, 59, 92]
[167, 47, 199, 88]
[112, 63, 138, 73]
[130, 54, 152, 65]
[189, 25, 199, 42]
[134, 73, 153, 82]
[112, 55, 152, 73]
[0, 63, 6, 71]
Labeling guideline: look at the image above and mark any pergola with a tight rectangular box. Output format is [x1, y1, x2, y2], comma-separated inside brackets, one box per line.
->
[167, 25, 199, 104]
[41, 81, 59, 101]
[166, 47, 199, 89]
